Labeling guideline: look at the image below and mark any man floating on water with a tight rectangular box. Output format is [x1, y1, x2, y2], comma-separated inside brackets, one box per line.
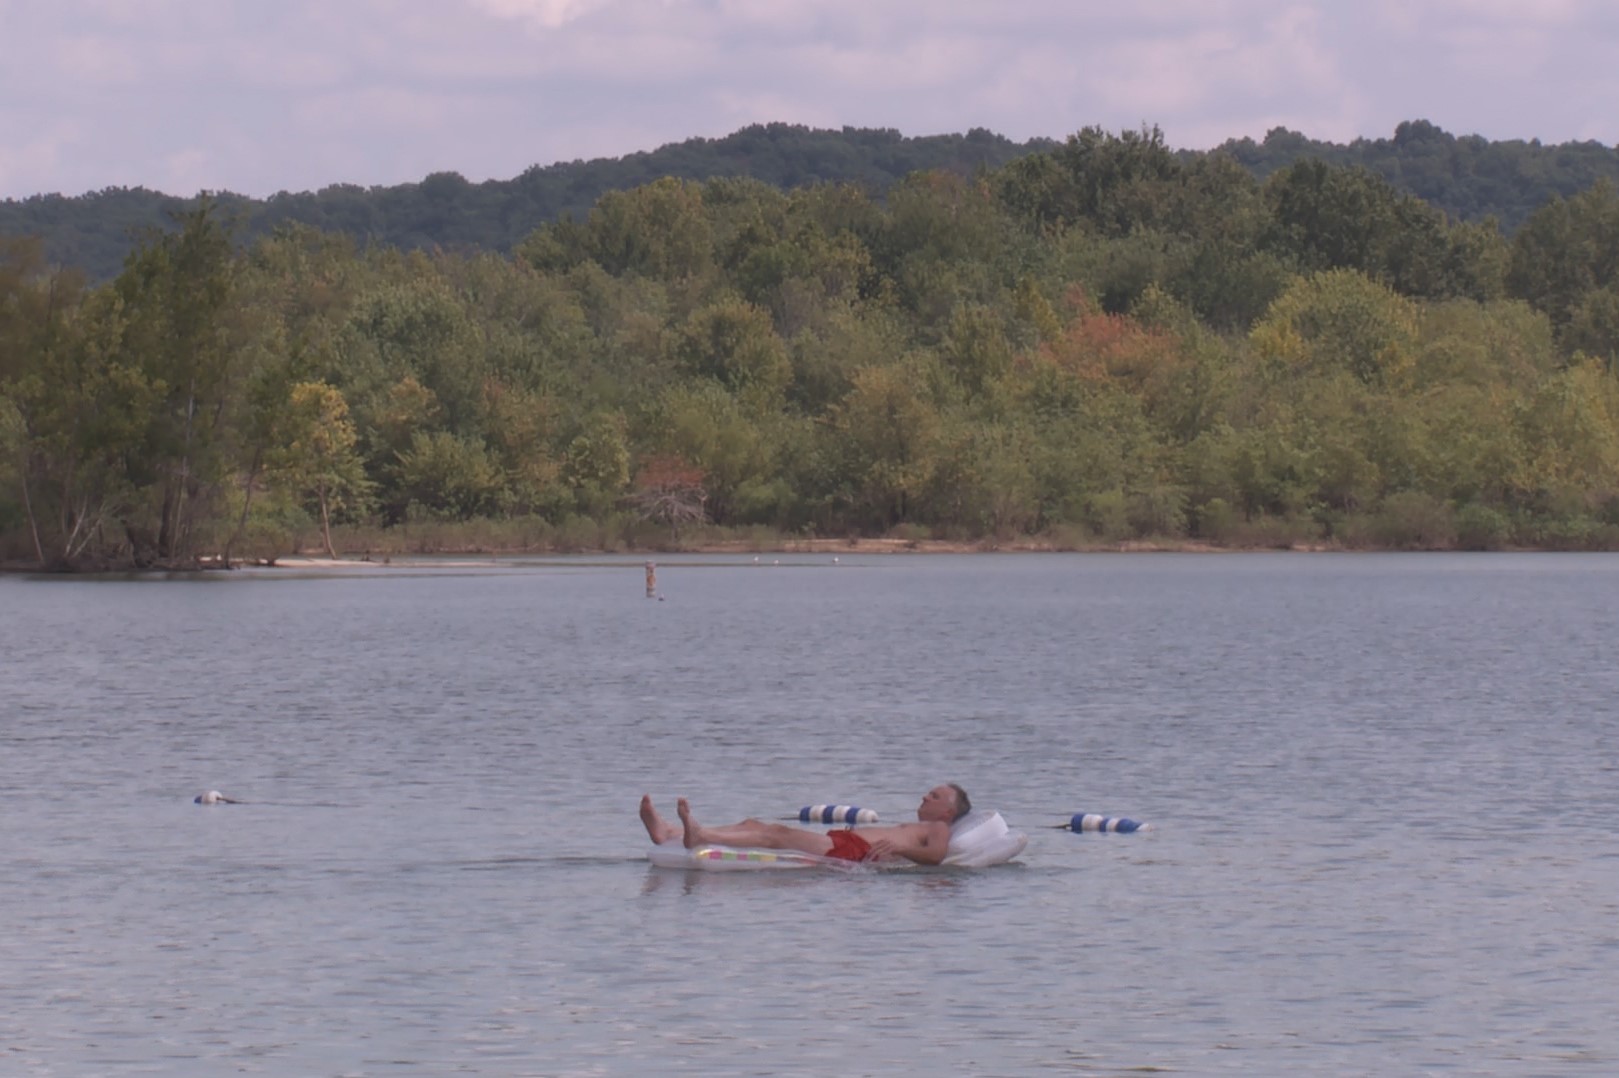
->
[639, 784, 971, 865]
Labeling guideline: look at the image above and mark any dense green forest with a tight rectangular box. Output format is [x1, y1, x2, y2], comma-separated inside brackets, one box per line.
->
[5, 125, 1619, 569]
[7, 120, 1619, 283]
[1215, 119, 1619, 230]
[0, 125, 1054, 284]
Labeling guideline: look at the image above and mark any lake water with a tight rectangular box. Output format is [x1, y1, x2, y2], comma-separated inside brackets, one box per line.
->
[2, 553, 1616, 1076]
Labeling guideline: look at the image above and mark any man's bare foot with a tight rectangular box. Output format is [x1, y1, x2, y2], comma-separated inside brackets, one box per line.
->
[678, 797, 703, 849]
[640, 794, 678, 844]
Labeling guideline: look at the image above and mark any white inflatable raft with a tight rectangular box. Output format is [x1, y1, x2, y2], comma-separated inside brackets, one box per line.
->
[646, 809, 1028, 872]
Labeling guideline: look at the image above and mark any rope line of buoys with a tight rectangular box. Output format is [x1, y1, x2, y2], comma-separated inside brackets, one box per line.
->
[796, 804, 879, 825]
[1059, 813, 1152, 833]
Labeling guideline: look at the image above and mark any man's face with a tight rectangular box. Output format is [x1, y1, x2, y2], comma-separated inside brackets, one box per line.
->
[918, 784, 958, 823]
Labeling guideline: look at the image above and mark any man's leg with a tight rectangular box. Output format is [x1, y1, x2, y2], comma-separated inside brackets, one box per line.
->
[678, 798, 833, 855]
[640, 795, 678, 844]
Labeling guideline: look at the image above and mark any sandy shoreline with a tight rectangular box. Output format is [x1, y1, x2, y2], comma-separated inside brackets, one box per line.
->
[0, 539, 1243, 573]
[4, 536, 1514, 574]
[267, 536, 1243, 566]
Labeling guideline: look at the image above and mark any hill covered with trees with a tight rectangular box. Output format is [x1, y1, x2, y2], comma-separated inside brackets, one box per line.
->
[5, 120, 1619, 283]
[0, 125, 1054, 283]
[4, 125, 1619, 570]
[1216, 119, 1619, 230]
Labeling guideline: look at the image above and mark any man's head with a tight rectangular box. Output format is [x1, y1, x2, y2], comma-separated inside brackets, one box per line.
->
[919, 783, 971, 823]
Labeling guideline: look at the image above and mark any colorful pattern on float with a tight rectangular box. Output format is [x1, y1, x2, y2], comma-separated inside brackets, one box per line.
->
[648, 843, 842, 871]
[693, 847, 827, 867]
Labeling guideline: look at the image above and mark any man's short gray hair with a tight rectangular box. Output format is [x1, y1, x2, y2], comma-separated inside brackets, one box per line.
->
[947, 783, 971, 822]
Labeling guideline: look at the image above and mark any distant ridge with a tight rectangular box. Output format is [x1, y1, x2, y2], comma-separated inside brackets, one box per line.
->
[0, 124, 1054, 281]
[4, 120, 1618, 281]
[1214, 119, 1619, 231]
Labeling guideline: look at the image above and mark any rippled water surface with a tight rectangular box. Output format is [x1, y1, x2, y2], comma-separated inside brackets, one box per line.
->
[3, 553, 1618, 1076]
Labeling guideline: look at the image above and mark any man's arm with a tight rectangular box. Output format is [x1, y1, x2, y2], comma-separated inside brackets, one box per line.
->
[865, 821, 952, 865]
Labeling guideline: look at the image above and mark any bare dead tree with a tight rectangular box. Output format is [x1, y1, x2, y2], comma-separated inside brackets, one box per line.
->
[626, 456, 708, 542]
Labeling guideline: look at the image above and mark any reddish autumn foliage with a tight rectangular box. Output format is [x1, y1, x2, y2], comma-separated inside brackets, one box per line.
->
[1042, 307, 1181, 388]
[633, 455, 706, 493]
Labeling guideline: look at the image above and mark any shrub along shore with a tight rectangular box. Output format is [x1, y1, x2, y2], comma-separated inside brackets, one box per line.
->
[1, 517, 1580, 575]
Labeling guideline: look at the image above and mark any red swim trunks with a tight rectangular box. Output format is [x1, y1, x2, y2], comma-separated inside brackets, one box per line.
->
[826, 829, 872, 862]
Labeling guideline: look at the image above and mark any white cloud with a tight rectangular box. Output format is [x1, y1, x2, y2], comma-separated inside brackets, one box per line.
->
[0, 123, 76, 199]
[51, 34, 146, 87]
[466, 0, 616, 29]
[1419, 0, 1586, 25]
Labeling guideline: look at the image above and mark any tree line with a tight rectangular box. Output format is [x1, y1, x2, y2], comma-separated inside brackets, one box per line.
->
[4, 126, 1619, 569]
[1217, 119, 1619, 231]
[7, 120, 1619, 284]
[0, 125, 1053, 285]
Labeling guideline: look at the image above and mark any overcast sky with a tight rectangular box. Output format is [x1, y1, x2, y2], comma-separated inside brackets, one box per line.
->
[3, 0, 1616, 200]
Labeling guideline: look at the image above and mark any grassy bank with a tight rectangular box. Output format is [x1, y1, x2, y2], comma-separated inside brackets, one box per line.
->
[252, 512, 1619, 561]
[9, 507, 1619, 574]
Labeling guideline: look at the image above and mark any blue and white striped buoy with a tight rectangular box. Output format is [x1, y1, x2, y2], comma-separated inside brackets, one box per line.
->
[1068, 813, 1150, 833]
[799, 805, 879, 825]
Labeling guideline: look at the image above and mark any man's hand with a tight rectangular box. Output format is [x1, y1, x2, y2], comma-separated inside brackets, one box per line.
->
[864, 837, 899, 862]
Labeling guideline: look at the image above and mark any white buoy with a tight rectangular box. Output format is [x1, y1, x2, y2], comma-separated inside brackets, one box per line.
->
[798, 804, 879, 824]
[1064, 813, 1150, 833]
